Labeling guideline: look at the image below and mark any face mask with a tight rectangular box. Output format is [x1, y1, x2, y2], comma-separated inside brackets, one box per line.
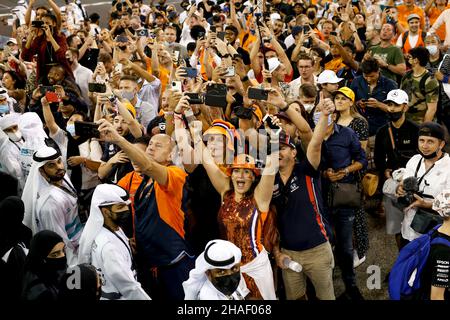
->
[11, 50, 18, 56]
[303, 103, 315, 112]
[45, 256, 67, 272]
[418, 147, 440, 160]
[122, 90, 135, 101]
[210, 271, 241, 296]
[307, 11, 316, 20]
[313, 111, 333, 126]
[112, 210, 131, 227]
[7, 131, 22, 142]
[426, 45, 438, 56]
[66, 123, 76, 136]
[387, 111, 403, 122]
[0, 104, 9, 114]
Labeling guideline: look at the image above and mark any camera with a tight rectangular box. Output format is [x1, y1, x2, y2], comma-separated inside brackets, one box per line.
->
[204, 83, 227, 108]
[31, 20, 44, 28]
[171, 81, 182, 92]
[137, 29, 149, 37]
[398, 176, 420, 206]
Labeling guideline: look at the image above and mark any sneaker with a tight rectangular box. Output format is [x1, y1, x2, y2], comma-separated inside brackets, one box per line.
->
[353, 250, 366, 268]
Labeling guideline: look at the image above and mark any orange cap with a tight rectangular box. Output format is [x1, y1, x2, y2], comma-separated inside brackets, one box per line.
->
[204, 119, 236, 151]
[226, 154, 260, 176]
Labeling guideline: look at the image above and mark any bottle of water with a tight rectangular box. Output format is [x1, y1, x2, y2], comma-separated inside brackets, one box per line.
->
[283, 257, 302, 272]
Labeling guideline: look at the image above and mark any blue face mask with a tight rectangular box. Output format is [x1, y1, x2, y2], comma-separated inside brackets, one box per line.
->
[0, 104, 9, 114]
[66, 123, 76, 136]
[313, 111, 333, 126]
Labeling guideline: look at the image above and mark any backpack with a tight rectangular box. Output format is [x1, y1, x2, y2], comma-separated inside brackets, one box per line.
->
[388, 225, 450, 300]
[402, 69, 431, 112]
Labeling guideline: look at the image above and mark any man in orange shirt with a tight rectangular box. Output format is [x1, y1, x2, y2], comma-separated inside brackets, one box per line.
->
[425, 0, 450, 42]
[396, 0, 426, 30]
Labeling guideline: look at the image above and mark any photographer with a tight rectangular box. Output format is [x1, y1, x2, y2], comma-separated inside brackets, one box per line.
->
[395, 122, 450, 246]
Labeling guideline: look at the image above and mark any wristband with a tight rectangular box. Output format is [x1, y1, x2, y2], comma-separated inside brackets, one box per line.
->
[174, 110, 183, 115]
[443, 75, 449, 83]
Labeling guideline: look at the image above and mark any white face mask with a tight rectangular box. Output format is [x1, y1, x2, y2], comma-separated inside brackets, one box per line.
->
[303, 103, 315, 112]
[7, 131, 22, 142]
[122, 90, 135, 101]
[426, 45, 438, 56]
[66, 123, 76, 136]
[313, 111, 333, 126]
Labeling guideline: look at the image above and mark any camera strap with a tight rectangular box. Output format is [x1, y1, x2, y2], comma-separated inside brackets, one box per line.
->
[414, 154, 444, 186]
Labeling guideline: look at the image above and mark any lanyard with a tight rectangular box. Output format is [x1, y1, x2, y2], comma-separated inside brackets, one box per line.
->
[414, 155, 444, 187]
[104, 226, 135, 271]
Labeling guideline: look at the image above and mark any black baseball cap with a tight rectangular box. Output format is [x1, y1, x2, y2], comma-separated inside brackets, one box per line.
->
[418, 122, 446, 141]
[279, 130, 296, 149]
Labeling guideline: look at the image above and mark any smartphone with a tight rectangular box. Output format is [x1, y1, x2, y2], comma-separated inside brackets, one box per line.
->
[45, 91, 61, 103]
[330, 31, 337, 36]
[198, 31, 205, 40]
[248, 87, 269, 101]
[204, 83, 227, 108]
[171, 81, 182, 92]
[172, 50, 180, 64]
[303, 25, 311, 33]
[114, 63, 123, 73]
[40, 85, 55, 95]
[31, 20, 44, 28]
[184, 67, 198, 78]
[234, 106, 254, 120]
[88, 83, 107, 93]
[115, 35, 128, 43]
[74, 121, 101, 139]
[185, 92, 203, 104]
[217, 31, 226, 41]
[137, 28, 149, 37]
[263, 114, 282, 135]
[224, 66, 235, 77]
[210, 26, 217, 33]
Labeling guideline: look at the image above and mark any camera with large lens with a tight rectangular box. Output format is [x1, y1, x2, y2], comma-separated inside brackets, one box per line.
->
[398, 176, 420, 206]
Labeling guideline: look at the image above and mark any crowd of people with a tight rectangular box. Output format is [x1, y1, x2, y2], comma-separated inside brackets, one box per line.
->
[0, 0, 449, 301]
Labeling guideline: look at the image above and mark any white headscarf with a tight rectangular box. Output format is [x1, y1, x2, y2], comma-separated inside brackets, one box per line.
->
[433, 189, 450, 218]
[183, 240, 246, 300]
[0, 113, 20, 130]
[18, 112, 47, 145]
[78, 184, 131, 264]
[21, 146, 61, 233]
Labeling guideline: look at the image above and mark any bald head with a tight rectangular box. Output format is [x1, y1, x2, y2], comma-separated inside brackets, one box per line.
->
[146, 134, 176, 164]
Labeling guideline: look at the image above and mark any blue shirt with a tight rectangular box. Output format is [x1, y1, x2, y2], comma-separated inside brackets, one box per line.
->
[272, 160, 330, 251]
[323, 125, 368, 184]
[350, 75, 398, 136]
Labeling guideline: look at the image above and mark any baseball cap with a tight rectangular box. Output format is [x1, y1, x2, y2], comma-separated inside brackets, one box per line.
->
[279, 130, 296, 149]
[267, 57, 281, 73]
[418, 122, 446, 141]
[333, 87, 355, 102]
[384, 89, 409, 105]
[407, 14, 420, 22]
[317, 70, 343, 84]
[6, 38, 17, 45]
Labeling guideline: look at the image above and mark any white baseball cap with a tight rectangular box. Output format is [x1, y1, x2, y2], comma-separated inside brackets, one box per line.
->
[317, 70, 343, 84]
[384, 89, 409, 105]
[267, 57, 281, 73]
